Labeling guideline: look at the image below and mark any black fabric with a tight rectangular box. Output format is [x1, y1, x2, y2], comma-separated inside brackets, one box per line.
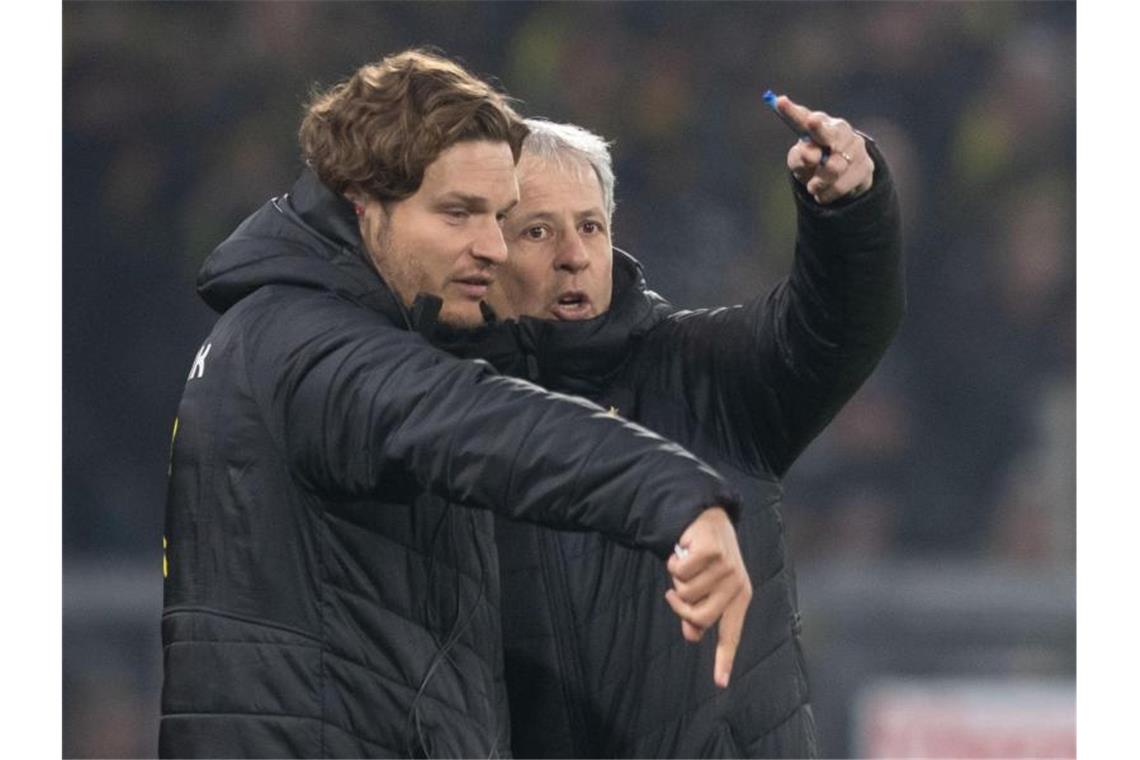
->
[470, 143, 903, 758]
[160, 169, 744, 758]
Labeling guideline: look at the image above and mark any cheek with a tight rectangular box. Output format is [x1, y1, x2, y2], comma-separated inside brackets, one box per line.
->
[594, 249, 614, 302]
[504, 255, 550, 302]
[403, 233, 451, 285]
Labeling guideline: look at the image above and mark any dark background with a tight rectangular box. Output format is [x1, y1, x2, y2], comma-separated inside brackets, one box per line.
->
[62, 2, 1075, 756]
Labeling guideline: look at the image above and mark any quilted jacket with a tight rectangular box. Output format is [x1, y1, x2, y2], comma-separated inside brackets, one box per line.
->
[451, 142, 903, 757]
[159, 169, 743, 758]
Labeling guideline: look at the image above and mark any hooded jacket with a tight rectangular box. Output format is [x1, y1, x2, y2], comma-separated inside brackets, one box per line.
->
[452, 143, 904, 758]
[159, 169, 744, 758]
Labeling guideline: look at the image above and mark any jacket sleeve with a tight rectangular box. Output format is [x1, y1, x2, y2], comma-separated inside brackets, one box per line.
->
[241, 289, 739, 558]
[653, 140, 904, 477]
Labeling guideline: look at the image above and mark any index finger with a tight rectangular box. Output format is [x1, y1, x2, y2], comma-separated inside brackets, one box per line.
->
[777, 95, 841, 157]
[714, 590, 749, 688]
[775, 95, 813, 137]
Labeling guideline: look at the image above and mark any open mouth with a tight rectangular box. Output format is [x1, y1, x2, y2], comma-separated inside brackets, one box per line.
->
[550, 291, 592, 320]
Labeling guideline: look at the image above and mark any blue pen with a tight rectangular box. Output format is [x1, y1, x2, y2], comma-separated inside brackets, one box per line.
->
[762, 89, 830, 164]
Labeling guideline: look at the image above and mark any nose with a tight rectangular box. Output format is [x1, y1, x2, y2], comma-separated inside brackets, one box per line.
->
[471, 217, 509, 265]
[555, 233, 590, 274]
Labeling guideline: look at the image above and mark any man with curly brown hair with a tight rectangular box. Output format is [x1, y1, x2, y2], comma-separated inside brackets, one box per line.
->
[160, 49, 751, 758]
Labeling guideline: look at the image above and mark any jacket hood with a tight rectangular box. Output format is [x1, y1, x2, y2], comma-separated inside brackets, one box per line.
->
[196, 170, 403, 320]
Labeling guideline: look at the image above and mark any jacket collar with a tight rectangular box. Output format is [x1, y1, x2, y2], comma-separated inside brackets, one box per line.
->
[513, 249, 672, 395]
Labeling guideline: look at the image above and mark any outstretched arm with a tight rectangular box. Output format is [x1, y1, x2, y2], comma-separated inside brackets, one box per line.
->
[242, 290, 736, 555]
[243, 291, 752, 685]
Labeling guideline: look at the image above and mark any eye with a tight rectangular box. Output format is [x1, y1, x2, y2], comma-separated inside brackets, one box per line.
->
[581, 220, 604, 235]
[523, 225, 550, 241]
[445, 207, 470, 221]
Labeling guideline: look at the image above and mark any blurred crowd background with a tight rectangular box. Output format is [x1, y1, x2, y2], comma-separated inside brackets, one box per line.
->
[63, 2, 1075, 757]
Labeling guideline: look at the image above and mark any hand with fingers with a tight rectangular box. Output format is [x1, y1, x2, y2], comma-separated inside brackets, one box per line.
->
[664, 506, 753, 688]
[775, 94, 875, 205]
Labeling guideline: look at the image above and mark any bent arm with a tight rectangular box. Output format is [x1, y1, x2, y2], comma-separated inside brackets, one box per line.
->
[245, 290, 739, 558]
[660, 140, 904, 476]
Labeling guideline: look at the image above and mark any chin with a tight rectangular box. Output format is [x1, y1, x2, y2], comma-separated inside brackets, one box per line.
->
[438, 305, 487, 329]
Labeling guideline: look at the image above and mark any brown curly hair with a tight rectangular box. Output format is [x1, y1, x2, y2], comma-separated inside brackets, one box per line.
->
[299, 49, 529, 202]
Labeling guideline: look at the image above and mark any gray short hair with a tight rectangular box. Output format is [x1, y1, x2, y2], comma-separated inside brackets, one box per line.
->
[521, 118, 616, 222]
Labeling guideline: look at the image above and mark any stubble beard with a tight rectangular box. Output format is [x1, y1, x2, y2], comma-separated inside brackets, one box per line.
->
[369, 222, 417, 312]
[367, 218, 484, 330]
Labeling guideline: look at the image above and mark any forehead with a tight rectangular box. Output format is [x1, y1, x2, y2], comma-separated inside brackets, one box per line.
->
[420, 140, 519, 201]
[516, 154, 604, 211]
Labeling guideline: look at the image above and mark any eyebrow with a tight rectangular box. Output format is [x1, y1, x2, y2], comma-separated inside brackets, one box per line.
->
[435, 193, 490, 211]
[435, 192, 518, 216]
[513, 207, 606, 223]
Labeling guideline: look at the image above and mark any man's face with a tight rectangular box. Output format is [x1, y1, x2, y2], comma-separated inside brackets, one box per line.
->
[488, 154, 613, 321]
[358, 140, 519, 328]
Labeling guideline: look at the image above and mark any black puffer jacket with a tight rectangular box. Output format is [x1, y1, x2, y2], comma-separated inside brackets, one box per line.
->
[460, 144, 903, 757]
[159, 170, 744, 758]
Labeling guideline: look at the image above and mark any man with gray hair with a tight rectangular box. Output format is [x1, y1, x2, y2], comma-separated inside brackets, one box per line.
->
[470, 98, 904, 757]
